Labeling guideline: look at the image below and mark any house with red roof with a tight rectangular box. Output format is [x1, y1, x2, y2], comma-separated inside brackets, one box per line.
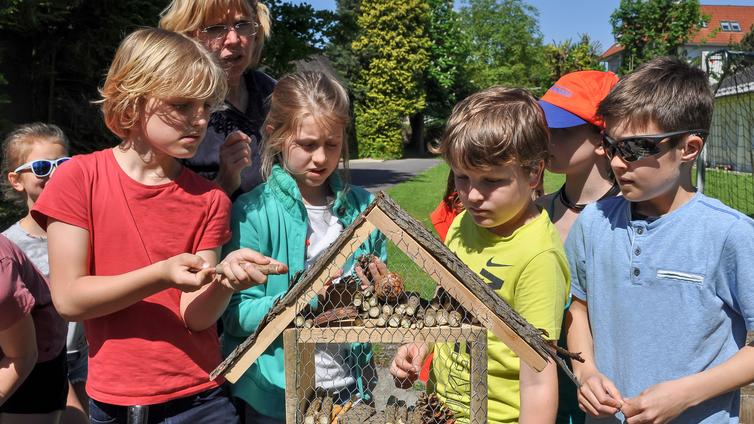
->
[601, 5, 754, 73]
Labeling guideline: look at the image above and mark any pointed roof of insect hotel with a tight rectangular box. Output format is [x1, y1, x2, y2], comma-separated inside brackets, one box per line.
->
[211, 192, 580, 384]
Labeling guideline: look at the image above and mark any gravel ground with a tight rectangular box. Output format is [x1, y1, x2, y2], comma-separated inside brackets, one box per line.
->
[371, 344, 421, 410]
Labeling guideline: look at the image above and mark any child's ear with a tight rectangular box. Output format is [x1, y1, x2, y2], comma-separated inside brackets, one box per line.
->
[7, 172, 24, 193]
[681, 134, 704, 163]
[527, 160, 544, 189]
[265, 124, 275, 135]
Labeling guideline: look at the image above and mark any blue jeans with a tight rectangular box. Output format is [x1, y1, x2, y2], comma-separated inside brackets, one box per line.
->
[244, 405, 285, 424]
[89, 385, 239, 424]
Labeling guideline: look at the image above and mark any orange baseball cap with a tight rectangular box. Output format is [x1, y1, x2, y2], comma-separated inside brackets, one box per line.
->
[539, 70, 619, 129]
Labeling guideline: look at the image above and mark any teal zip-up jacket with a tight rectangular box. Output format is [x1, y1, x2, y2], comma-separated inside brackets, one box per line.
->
[221, 165, 386, 419]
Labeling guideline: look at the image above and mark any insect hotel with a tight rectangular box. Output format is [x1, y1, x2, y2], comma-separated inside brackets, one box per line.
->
[212, 193, 578, 423]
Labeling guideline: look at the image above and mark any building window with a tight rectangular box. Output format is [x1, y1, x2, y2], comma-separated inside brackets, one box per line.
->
[701, 19, 708, 28]
[720, 21, 731, 31]
[731, 21, 741, 32]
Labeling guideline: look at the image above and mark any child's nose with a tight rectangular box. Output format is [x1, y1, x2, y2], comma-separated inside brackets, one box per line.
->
[312, 146, 327, 164]
[192, 109, 209, 127]
[610, 153, 628, 171]
[467, 186, 484, 202]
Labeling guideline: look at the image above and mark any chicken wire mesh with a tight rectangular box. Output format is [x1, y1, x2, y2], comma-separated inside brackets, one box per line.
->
[286, 240, 492, 424]
[701, 50, 754, 217]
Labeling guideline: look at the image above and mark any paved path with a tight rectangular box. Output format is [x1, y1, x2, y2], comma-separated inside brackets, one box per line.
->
[344, 158, 441, 193]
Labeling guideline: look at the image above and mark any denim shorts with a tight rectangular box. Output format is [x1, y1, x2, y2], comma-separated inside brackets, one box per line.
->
[67, 346, 88, 384]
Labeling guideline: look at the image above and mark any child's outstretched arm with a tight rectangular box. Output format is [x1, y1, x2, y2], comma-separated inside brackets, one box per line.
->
[181, 247, 286, 332]
[0, 314, 37, 404]
[568, 298, 624, 417]
[390, 342, 429, 389]
[48, 219, 217, 321]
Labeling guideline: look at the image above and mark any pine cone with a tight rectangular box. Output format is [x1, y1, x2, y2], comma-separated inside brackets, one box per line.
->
[375, 272, 404, 300]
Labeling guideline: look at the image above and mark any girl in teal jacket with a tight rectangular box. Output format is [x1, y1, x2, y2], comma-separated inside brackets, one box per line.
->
[221, 71, 386, 422]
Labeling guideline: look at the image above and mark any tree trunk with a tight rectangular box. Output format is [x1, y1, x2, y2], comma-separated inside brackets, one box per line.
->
[410, 112, 424, 155]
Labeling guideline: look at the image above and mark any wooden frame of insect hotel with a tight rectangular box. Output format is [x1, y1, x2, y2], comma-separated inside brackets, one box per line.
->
[212, 193, 578, 423]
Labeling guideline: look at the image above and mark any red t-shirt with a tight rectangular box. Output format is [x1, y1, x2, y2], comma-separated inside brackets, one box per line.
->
[429, 196, 461, 242]
[32, 149, 231, 406]
[0, 235, 66, 363]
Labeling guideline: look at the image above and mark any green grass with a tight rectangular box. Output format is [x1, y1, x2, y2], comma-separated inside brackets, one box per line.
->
[693, 168, 754, 216]
[385, 162, 565, 299]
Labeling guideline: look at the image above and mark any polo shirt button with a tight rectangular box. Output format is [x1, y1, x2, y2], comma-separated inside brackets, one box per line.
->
[633, 268, 640, 276]
[634, 247, 641, 256]
[636, 227, 644, 235]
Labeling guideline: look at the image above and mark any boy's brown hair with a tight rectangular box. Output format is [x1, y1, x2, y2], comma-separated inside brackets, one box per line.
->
[597, 56, 713, 134]
[436, 86, 549, 172]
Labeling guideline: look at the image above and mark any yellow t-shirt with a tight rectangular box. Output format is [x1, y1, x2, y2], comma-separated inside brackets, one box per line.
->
[430, 209, 569, 424]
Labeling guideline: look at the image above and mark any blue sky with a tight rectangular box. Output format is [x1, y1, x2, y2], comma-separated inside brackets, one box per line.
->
[289, 0, 754, 55]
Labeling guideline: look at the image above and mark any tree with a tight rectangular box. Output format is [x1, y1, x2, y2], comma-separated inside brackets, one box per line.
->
[544, 34, 604, 83]
[352, 0, 431, 159]
[739, 24, 754, 52]
[0, 0, 171, 151]
[458, 0, 550, 94]
[611, 0, 704, 73]
[425, 0, 472, 120]
[261, 0, 336, 77]
[324, 0, 360, 86]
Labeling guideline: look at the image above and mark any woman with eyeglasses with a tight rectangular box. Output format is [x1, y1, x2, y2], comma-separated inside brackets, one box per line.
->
[160, 0, 274, 198]
[0, 122, 83, 423]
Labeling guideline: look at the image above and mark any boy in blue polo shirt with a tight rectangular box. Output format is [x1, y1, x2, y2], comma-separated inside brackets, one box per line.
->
[566, 55, 754, 424]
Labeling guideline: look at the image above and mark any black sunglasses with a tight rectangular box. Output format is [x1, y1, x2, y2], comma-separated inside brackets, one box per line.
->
[14, 157, 70, 178]
[601, 129, 708, 162]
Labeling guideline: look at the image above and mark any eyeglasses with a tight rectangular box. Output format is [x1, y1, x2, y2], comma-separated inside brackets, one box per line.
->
[14, 157, 70, 178]
[200, 21, 259, 40]
[601, 129, 708, 162]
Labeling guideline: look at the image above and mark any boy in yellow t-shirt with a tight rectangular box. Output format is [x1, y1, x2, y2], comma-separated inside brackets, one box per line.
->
[390, 86, 570, 424]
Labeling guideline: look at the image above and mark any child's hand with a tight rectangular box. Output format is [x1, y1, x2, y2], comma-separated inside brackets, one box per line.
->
[216, 131, 251, 194]
[621, 379, 691, 424]
[215, 248, 287, 291]
[576, 368, 624, 417]
[161, 253, 215, 292]
[355, 257, 388, 289]
[390, 342, 429, 389]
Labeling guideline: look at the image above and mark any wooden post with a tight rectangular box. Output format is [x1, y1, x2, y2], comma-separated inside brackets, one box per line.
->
[469, 329, 488, 424]
[284, 329, 315, 424]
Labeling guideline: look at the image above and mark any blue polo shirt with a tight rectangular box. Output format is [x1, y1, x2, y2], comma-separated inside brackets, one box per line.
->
[567, 192, 754, 424]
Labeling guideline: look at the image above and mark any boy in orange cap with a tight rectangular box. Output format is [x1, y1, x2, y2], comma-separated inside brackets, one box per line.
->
[536, 70, 620, 242]
[535, 70, 618, 424]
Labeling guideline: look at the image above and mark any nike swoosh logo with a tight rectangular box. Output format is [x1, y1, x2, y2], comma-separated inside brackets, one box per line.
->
[486, 258, 511, 267]
[480, 268, 504, 290]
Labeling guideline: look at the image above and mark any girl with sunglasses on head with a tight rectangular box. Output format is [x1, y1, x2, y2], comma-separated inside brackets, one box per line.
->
[1, 122, 81, 423]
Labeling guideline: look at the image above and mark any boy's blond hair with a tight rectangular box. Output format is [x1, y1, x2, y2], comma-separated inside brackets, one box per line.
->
[97, 28, 228, 139]
[437, 86, 549, 172]
[260, 71, 351, 180]
[159, 0, 271, 69]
